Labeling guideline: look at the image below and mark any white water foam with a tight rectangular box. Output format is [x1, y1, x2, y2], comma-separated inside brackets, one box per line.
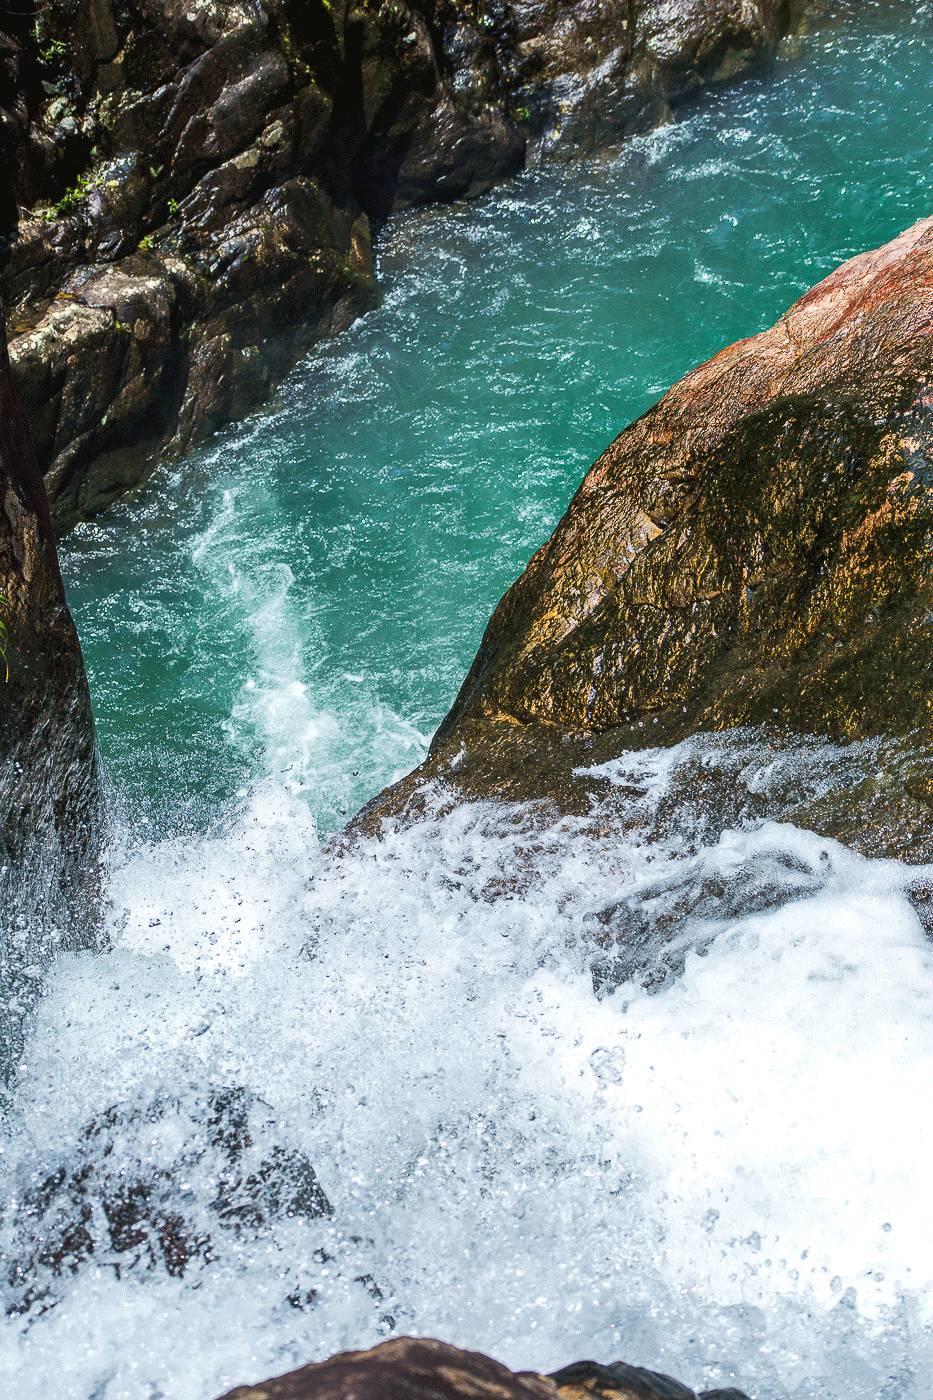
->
[1, 731, 931, 1399]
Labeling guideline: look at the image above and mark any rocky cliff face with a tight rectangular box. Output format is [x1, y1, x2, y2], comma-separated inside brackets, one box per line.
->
[0, 300, 101, 1074]
[0, 53, 101, 1078]
[361, 219, 933, 861]
[4, 0, 807, 528]
[217, 1337, 750, 1400]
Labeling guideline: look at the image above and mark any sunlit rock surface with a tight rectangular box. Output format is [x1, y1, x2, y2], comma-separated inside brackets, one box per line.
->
[506, 0, 805, 157]
[3, 0, 810, 526]
[363, 218, 933, 860]
[217, 1337, 750, 1400]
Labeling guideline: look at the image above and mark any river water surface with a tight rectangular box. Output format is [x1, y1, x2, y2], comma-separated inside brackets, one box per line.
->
[2, 4, 933, 1397]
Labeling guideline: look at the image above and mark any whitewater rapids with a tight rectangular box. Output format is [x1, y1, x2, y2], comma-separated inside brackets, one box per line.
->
[1, 733, 931, 1399]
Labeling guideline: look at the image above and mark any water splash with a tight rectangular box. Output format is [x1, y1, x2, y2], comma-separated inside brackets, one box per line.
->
[2, 742, 932, 1398]
[5, 6, 931, 1397]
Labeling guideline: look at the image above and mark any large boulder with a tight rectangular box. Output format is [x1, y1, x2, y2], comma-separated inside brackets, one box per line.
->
[360, 219, 933, 861]
[216, 1337, 749, 1400]
[4, 0, 809, 528]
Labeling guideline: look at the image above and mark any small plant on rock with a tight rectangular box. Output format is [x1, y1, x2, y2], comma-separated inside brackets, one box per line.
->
[33, 19, 68, 65]
[42, 170, 104, 221]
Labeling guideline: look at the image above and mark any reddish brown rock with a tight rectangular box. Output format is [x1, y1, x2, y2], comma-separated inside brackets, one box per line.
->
[440, 217, 933, 744]
[359, 219, 933, 860]
[215, 1337, 749, 1400]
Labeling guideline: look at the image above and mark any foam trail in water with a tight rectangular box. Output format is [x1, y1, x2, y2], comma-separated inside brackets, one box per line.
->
[188, 481, 430, 827]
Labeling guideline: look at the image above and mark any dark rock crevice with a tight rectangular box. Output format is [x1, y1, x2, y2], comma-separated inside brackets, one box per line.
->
[0, 293, 102, 1080]
[0, 41, 101, 1081]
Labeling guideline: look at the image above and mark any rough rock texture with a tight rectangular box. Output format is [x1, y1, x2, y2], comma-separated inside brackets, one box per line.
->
[4, 0, 809, 528]
[505, 0, 805, 159]
[0, 301, 101, 1072]
[4, 1085, 332, 1315]
[216, 1337, 750, 1400]
[0, 66, 101, 1077]
[360, 219, 933, 860]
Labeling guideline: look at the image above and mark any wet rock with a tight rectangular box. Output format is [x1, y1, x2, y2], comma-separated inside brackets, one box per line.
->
[441, 217, 933, 745]
[2, 1085, 332, 1316]
[507, 0, 798, 157]
[215, 1337, 750, 1400]
[9, 257, 192, 518]
[4, 0, 812, 527]
[551, 1358, 751, 1398]
[2, 0, 516, 526]
[0, 63, 101, 1079]
[361, 219, 933, 860]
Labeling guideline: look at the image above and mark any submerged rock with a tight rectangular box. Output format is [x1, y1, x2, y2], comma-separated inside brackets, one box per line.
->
[0, 77, 101, 1077]
[216, 1337, 750, 1399]
[3, 0, 810, 526]
[2, 1085, 332, 1317]
[361, 219, 933, 860]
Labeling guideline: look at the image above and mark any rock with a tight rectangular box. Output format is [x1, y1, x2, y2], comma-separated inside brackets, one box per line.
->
[549, 1358, 746, 1398]
[359, 220, 933, 862]
[0, 64, 101, 1078]
[3, 0, 811, 528]
[2, 0, 517, 527]
[0, 398, 98, 1069]
[3, 1085, 332, 1316]
[215, 1337, 750, 1400]
[506, 0, 799, 157]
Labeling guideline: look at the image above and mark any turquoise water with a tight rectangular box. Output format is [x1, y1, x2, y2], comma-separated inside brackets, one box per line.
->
[59, 0, 933, 835]
[5, 8, 933, 1399]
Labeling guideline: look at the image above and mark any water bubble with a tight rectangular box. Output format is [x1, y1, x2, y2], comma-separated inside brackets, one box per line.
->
[589, 1046, 626, 1084]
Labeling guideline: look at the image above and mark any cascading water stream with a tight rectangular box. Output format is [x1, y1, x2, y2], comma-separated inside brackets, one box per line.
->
[1, 5, 932, 1398]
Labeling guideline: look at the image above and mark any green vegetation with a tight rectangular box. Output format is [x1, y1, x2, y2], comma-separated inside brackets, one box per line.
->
[42, 170, 103, 222]
[33, 19, 68, 64]
[167, 198, 181, 215]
